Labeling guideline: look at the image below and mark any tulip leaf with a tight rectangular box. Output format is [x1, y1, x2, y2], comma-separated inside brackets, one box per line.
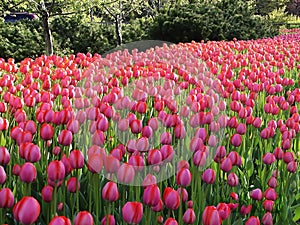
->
[293, 206, 300, 222]
[0, 133, 6, 146]
[246, 160, 254, 177]
[232, 218, 243, 225]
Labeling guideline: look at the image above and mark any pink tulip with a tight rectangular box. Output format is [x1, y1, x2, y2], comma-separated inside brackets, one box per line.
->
[88, 153, 103, 173]
[263, 200, 274, 212]
[101, 215, 116, 225]
[163, 187, 180, 210]
[230, 133, 242, 147]
[49, 216, 71, 225]
[143, 184, 161, 206]
[245, 216, 260, 225]
[0, 187, 14, 208]
[122, 202, 143, 224]
[104, 155, 120, 173]
[0, 146, 10, 165]
[202, 169, 216, 184]
[102, 181, 119, 202]
[117, 163, 135, 184]
[58, 129, 73, 146]
[240, 205, 252, 215]
[217, 203, 231, 220]
[262, 212, 273, 225]
[202, 206, 222, 225]
[287, 161, 297, 173]
[47, 160, 66, 184]
[67, 177, 80, 193]
[74, 211, 94, 225]
[182, 208, 196, 224]
[142, 174, 157, 187]
[250, 188, 263, 200]
[220, 157, 233, 172]
[41, 185, 54, 202]
[19, 162, 37, 183]
[0, 165, 6, 184]
[40, 123, 54, 141]
[69, 149, 84, 169]
[164, 218, 178, 225]
[13, 196, 40, 225]
[176, 168, 192, 187]
[227, 172, 239, 187]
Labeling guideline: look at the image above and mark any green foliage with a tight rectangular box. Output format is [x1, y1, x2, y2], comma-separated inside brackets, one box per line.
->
[0, 19, 45, 61]
[149, 0, 280, 43]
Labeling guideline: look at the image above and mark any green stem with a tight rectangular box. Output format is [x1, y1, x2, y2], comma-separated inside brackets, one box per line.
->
[76, 169, 79, 212]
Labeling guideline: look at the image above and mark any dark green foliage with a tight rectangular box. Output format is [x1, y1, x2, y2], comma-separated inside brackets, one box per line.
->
[0, 19, 45, 62]
[149, 1, 280, 43]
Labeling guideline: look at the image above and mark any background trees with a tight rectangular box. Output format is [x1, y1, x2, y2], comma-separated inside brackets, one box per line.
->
[0, 0, 299, 61]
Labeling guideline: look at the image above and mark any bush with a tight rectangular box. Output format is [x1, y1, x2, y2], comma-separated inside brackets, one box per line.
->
[149, 1, 280, 43]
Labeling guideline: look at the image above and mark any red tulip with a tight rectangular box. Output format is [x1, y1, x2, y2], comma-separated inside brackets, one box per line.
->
[163, 187, 180, 210]
[122, 202, 143, 224]
[143, 184, 161, 206]
[74, 211, 94, 225]
[49, 216, 71, 225]
[202, 206, 222, 225]
[13, 196, 40, 225]
[19, 162, 37, 183]
[164, 218, 178, 225]
[130, 119, 143, 134]
[245, 216, 260, 225]
[102, 181, 119, 202]
[202, 169, 216, 184]
[0, 187, 14, 208]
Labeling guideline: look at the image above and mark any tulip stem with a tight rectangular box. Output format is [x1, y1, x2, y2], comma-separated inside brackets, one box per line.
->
[76, 169, 79, 212]
[106, 201, 111, 225]
[0, 208, 3, 225]
[146, 206, 151, 225]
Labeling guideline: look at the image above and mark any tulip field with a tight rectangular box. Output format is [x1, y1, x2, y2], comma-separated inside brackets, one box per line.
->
[0, 28, 300, 225]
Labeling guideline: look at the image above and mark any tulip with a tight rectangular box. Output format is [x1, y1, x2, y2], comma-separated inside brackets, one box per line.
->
[142, 174, 157, 187]
[49, 216, 72, 225]
[102, 181, 119, 202]
[202, 169, 216, 184]
[40, 123, 54, 141]
[163, 187, 180, 210]
[193, 150, 207, 167]
[264, 188, 277, 200]
[0, 165, 6, 184]
[19, 162, 37, 183]
[13, 196, 40, 225]
[88, 153, 103, 173]
[41, 185, 54, 202]
[230, 133, 242, 147]
[250, 188, 263, 201]
[220, 157, 233, 172]
[143, 184, 161, 206]
[122, 202, 143, 224]
[177, 187, 188, 202]
[0, 146, 10, 165]
[47, 160, 66, 185]
[69, 149, 84, 169]
[202, 206, 222, 225]
[230, 192, 238, 201]
[287, 161, 297, 173]
[245, 216, 260, 225]
[92, 130, 105, 146]
[176, 168, 192, 187]
[101, 215, 116, 225]
[67, 177, 80, 193]
[262, 212, 273, 225]
[283, 151, 294, 164]
[0, 187, 14, 208]
[104, 155, 120, 174]
[164, 218, 178, 225]
[74, 211, 94, 225]
[240, 205, 252, 215]
[217, 203, 231, 220]
[117, 163, 135, 184]
[263, 200, 274, 212]
[58, 129, 73, 146]
[182, 208, 196, 224]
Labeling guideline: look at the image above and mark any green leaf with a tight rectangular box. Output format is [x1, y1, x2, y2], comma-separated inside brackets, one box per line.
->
[293, 206, 300, 222]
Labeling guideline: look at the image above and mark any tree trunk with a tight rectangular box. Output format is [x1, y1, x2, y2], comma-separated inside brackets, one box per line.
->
[41, 11, 53, 56]
[115, 15, 122, 46]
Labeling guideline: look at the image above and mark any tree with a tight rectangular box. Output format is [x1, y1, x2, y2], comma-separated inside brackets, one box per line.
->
[0, 0, 94, 55]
